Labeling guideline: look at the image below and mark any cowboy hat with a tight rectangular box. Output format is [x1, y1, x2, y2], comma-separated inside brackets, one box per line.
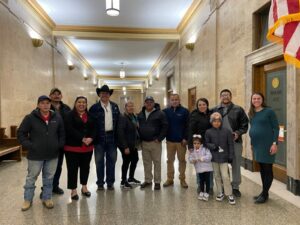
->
[96, 85, 113, 96]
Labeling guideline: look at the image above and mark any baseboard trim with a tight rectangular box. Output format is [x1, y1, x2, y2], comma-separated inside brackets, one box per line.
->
[287, 177, 300, 196]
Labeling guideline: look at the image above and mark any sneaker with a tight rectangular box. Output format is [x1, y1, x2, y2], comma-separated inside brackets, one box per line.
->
[232, 189, 241, 197]
[53, 186, 64, 195]
[203, 193, 209, 201]
[154, 183, 161, 190]
[180, 180, 188, 188]
[216, 193, 224, 201]
[42, 199, 54, 209]
[163, 180, 174, 187]
[140, 182, 152, 189]
[228, 195, 236, 205]
[97, 185, 104, 190]
[128, 178, 141, 185]
[198, 192, 204, 200]
[21, 200, 32, 211]
[121, 181, 132, 189]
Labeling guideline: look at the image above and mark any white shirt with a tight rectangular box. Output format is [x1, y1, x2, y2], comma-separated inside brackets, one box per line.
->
[145, 108, 155, 120]
[100, 101, 113, 132]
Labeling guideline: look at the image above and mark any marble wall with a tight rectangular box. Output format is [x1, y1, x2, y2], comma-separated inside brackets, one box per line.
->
[0, 0, 98, 136]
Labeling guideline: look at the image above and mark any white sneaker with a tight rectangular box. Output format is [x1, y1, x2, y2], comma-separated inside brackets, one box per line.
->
[198, 192, 204, 200]
[203, 193, 209, 201]
[216, 193, 224, 201]
[228, 195, 236, 205]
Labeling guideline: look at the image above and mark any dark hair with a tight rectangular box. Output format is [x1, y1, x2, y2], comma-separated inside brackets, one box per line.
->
[73, 96, 88, 112]
[196, 98, 209, 114]
[220, 89, 232, 97]
[192, 134, 203, 144]
[248, 92, 267, 119]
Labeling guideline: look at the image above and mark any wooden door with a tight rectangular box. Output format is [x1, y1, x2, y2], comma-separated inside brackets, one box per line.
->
[188, 87, 196, 112]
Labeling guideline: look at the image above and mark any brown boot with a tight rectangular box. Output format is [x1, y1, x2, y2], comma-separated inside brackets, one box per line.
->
[21, 200, 32, 211]
[180, 180, 188, 188]
[163, 180, 174, 187]
[42, 199, 54, 209]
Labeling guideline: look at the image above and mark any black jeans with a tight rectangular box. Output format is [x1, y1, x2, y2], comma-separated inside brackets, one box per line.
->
[198, 172, 211, 193]
[65, 151, 93, 189]
[259, 162, 273, 197]
[120, 148, 139, 182]
[53, 149, 64, 189]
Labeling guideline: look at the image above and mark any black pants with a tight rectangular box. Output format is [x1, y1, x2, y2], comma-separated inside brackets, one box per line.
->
[120, 148, 139, 182]
[53, 149, 64, 189]
[259, 162, 273, 197]
[65, 151, 93, 189]
[198, 172, 211, 193]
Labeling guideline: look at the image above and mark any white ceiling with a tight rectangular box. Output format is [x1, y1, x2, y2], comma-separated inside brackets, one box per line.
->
[35, 0, 194, 88]
[37, 0, 193, 28]
[70, 39, 168, 76]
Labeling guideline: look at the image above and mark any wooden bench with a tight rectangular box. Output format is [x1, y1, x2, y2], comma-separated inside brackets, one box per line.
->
[0, 138, 22, 162]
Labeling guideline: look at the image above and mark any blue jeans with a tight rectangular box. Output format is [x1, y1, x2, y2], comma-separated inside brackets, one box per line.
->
[24, 158, 58, 201]
[94, 134, 117, 186]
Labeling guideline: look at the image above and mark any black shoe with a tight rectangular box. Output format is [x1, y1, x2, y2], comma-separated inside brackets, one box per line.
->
[97, 185, 104, 191]
[253, 193, 263, 200]
[128, 178, 141, 185]
[107, 185, 114, 190]
[81, 190, 91, 197]
[232, 189, 241, 197]
[40, 187, 43, 199]
[121, 181, 132, 189]
[140, 182, 152, 189]
[53, 187, 64, 195]
[154, 183, 161, 190]
[71, 194, 79, 200]
[255, 195, 268, 204]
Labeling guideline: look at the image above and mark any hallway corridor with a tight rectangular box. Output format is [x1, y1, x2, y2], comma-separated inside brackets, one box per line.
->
[0, 143, 299, 225]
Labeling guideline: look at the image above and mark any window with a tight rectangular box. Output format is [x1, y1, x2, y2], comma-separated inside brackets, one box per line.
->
[253, 2, 271, 50]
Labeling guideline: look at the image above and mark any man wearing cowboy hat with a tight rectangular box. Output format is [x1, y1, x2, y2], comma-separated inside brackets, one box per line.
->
[89, 85, 120, 190]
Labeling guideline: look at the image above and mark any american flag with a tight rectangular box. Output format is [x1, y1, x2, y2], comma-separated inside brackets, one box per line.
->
[267, 0, 300, 68]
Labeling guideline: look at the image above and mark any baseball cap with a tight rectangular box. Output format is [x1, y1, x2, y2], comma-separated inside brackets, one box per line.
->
[144, 96, 154, 102]
[37, 95, 51, 103]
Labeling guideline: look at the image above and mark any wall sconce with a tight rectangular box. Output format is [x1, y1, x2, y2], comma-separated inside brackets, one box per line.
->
[185, 43, 195, 51]
[32, 38, 43, 47]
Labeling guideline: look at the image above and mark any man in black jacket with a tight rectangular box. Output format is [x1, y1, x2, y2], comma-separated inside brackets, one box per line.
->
[49, 88, 71, 195]
[213, 89, 249, 197]
[137, 96, 168, 190]
[18, 95, 65, 211]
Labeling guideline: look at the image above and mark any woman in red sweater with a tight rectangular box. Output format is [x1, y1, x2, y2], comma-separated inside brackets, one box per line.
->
[64, 96, 97, 200]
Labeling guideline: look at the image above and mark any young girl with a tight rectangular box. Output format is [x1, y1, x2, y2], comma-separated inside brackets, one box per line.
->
[189, 134, 213, 201]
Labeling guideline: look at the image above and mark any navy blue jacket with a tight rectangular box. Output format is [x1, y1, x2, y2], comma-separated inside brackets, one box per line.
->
[163, 105, 189, 142]
[89, 101, 120, 144]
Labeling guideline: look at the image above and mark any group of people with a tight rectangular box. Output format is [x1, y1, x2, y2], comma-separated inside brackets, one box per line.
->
[17, 85, 279, 211]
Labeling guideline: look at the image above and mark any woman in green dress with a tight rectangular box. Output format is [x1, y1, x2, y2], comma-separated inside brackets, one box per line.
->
[248, 93, 279, 204]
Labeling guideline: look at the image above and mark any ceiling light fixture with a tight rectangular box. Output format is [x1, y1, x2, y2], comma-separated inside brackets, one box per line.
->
[120, 62, 125, 78]
[106, 0, 120, 16]
[122, 86, 126, 91]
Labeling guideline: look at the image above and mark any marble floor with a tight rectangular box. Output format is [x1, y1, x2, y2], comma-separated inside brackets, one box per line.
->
[0, 144, 300, 225]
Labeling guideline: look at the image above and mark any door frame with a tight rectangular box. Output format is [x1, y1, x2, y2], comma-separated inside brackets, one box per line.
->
[188, 87, 197, 112]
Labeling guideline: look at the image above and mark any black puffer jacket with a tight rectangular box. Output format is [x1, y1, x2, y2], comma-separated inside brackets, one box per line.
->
[64, 110, 97, 147]
[137, 107, 168, 142]
[205, 126, 234, 163]
[117, 113, 139, 150]
[213, 103, 249, 143]
[17, 109, 65, 160]
[188, 109, 212, 149]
